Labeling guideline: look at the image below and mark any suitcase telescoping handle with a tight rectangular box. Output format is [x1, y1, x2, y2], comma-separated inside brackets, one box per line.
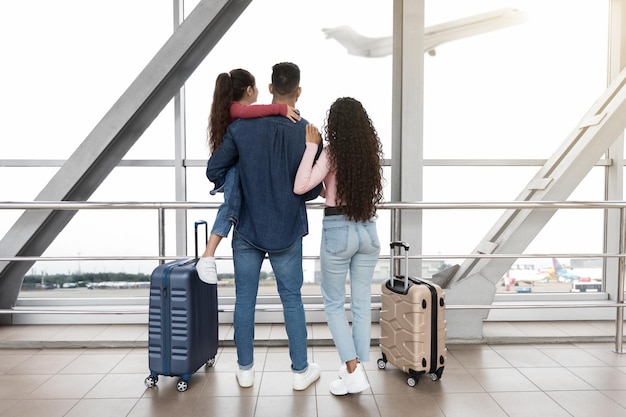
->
[390, 241, 410, 292]
[194, 220, 209, 260]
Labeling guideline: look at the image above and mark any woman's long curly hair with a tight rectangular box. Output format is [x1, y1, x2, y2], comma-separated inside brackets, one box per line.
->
[207, 69, 255, 153]
[324, 97, 384, 222]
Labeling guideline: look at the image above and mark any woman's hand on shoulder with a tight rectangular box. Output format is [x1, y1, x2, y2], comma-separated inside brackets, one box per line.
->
[286, 106, 301, 123]
[305, 124, 322, 145]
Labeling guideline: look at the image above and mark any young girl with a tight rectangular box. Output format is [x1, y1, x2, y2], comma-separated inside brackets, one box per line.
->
[293, 97, 383, 395]
[196, 69, 300, 284]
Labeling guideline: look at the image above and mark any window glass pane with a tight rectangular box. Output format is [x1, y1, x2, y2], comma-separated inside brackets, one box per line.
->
[184, 0, 393, 162]
[1, 1, 172, 159]
[424, 1, 608, 159]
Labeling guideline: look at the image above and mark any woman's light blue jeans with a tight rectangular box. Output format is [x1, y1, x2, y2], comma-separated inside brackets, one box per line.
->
[320, 215, 380, 364]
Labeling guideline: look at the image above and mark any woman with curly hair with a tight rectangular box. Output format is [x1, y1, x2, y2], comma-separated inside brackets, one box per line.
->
[294, 97, 383, 395]
[196, 68, 300, 284]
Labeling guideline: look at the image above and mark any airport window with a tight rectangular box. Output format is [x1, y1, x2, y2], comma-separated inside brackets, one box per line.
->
[1, 1, 616, 318]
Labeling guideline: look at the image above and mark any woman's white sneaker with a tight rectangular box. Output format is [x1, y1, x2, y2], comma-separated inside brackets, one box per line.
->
[329, 363, 370, 396]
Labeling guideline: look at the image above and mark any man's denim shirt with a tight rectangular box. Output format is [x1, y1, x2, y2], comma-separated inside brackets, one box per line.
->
[206, 115, 322, 252]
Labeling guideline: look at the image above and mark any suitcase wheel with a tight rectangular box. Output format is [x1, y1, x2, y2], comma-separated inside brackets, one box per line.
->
[428, 373, 439, 381]
[407, 369, 424, 387]
[176, 379, 189, 392]
[206, 357, 216, 367]
[377, 358, 387, 370]
[144, 375, 158, 388]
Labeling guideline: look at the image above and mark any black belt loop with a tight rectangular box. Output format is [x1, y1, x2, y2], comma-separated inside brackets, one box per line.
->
[324, 206, 346, 216]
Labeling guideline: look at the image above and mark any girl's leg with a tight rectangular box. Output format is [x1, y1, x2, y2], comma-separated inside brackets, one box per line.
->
[197, 166, 237, 284]
[202, 234, 223, 258]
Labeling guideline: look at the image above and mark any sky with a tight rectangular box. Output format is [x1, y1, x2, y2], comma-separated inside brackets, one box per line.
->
[0, 0, 612, 275]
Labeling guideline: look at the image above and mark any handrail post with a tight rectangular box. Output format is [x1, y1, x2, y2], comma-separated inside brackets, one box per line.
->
[391, 207, 401, 277]
[158, 208, 166, 265]
[615, 207, 626, 353]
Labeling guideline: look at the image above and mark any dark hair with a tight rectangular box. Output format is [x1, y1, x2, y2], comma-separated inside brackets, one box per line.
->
[271, 62, 300, 97]
[207, 68, 255, 152]
[324, 97, 384, 222]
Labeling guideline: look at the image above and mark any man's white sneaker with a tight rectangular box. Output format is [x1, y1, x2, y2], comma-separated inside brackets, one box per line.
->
[196, 257, 217, 284]
[236, 366, 255, 388]
[329, 363, 370, 396]
[292, 363, 321, 391]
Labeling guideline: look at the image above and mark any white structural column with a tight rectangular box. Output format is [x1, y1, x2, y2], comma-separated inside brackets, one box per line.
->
[173, 0, 188, 256]
[391, 0, 425, 273]
[605, 0, 626, 306]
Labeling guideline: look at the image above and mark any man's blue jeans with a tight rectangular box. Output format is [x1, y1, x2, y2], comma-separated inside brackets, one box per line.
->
[232, 232, 309, 372]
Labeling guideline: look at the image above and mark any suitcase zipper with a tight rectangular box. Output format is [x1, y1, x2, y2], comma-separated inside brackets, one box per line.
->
[163, 265, 173, 376]
[411, 277, 439, 374]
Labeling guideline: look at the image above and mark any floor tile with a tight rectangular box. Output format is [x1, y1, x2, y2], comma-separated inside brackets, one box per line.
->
[518, 367, 594, 391]
[432, 392, 508, 417]
[601, 390, 626, 408]
[0, 353, 32, 374]
[467, 368, 539, 392]
[0, 400, 17, 416]
[5, 353, 76, 375]
[59, 352, 126, 374]
[256, 395, 318, 417]
[86, 373, 153, 399]
[28, 374, 104, 399]
[422, 368, 485, 394]
[111, 352, 149, 374]
[548, 390, 626, 417]
[0, 374, 50, 399]
[375, 393, 445, 417]
[568, 366, 626, 390]
[491, 347, 561, 368]
[448, 346, 510, 368]
[191, 395, 257, 417]
[0, 399, 77, 417]
[64, 399, 139, 417]
[538, 347, 610, 367]
[126, 396, 200, 417]
[91, 325, 146, 342]
[316, 393, 381, 417]
[490, 392, 571, 417]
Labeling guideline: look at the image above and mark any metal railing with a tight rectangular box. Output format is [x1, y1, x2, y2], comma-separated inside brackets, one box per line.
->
[1, 200, 626, 349]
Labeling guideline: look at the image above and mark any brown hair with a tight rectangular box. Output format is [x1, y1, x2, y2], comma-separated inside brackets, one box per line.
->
[207, 68, 255, 153]
[271, 62, 300, 97]
[324, 97, 384, 222]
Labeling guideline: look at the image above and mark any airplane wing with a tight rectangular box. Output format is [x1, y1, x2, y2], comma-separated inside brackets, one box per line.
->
[322, 8, 528, 58]
[321, 26, 392, 58]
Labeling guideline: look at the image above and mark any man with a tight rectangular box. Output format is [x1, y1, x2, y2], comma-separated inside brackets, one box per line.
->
[206, 62, 323, 390]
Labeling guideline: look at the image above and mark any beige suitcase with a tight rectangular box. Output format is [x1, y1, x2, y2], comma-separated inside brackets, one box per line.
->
[378, 241, 446, 386]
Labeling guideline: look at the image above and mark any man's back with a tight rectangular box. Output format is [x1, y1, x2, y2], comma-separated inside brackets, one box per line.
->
[212, 115, 313, 252]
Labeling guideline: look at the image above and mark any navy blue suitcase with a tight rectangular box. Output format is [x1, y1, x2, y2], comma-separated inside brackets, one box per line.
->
[144, 220, 218, 392]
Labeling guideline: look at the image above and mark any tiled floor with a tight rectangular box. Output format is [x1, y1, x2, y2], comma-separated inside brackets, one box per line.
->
[0, 322, 626, 416]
